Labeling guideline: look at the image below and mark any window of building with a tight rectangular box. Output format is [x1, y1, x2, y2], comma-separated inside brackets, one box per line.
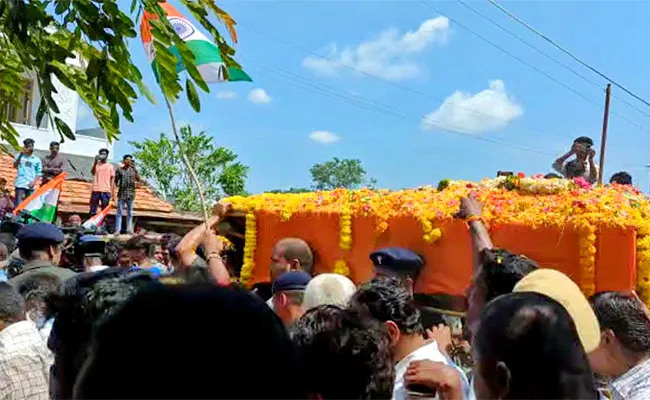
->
[4, 78, 47, 128]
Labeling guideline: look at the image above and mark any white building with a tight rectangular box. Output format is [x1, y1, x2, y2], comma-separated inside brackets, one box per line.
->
[5, 63, 113, 158]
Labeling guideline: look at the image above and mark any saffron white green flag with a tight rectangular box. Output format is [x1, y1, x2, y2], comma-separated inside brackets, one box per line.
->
[14, 173, 67, 223]
[140, 2, 251, 83]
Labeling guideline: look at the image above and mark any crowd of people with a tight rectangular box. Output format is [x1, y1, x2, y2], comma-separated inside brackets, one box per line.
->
[9, 139, 142, 233]
[0, 192, 648, 400]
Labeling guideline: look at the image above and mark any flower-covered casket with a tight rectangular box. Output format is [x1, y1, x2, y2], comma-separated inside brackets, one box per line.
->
[224, 176, 650, 305]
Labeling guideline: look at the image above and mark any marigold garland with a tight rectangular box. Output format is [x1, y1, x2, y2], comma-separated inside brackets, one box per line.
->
[225, 177, 650, 301]
[240, 211, 257, 286]
[333, 259, 351, 276]
[577, 220, 597, 297]
[636, 229, 650, 304]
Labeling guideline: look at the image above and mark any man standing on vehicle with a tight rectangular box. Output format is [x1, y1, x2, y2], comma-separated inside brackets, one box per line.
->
[89, 148, 115, 216]
[552, 136, 598, 183]
[115, 154, 140, 234]
[13, 138, 42, 205]
[42, 141, 66, 184]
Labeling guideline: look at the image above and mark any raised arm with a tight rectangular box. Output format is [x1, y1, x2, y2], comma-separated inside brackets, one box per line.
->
[588, 148, 598, 184]
[456, 194, 493, 273]
[175, 203, 232, 270]
[552, 145, 576, 176]
[13, 153, 22, 169]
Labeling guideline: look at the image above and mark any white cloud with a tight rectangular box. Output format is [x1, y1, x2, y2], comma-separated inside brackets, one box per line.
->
[303, 16, 449, 81]
[422, 80, 523, 134]
[309, 130, 340, 144]
[248, 88, 271, 104]
[216, 91, 237, 100]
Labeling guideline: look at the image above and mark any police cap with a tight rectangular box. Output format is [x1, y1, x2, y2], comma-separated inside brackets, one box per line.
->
[370, 247, 424, 276]
[16, 223, 65, 244]
[272, 270, 311, 294]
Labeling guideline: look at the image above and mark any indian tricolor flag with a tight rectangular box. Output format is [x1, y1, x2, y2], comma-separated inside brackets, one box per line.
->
[140, 2, 251, 83]
[14, 172, 66, 223]
[82, 204, 111, 230]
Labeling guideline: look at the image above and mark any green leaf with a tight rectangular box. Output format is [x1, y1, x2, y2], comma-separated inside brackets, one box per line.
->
[110, 105, 120, 128]
[186, 78, 200, 112]
[35, 99, 48, 128]
[137, 80, 157, 104]
[130, 0, 137, 13]
[54, 117, 75, 140]
[54, 0, 70, 15]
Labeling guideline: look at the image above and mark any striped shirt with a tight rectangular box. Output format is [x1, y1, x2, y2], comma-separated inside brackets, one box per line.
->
[611, 358, 650, 400]
[0, 320, 52, 400]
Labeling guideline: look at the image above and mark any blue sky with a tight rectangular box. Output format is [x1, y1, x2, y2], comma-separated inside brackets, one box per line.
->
[78, 0, 650, 193]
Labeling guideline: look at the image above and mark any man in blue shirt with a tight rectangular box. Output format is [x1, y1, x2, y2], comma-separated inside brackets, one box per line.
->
[13, 138, 42, 205]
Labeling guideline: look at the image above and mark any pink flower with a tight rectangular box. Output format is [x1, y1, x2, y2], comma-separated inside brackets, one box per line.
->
[573, 177, 593, 190]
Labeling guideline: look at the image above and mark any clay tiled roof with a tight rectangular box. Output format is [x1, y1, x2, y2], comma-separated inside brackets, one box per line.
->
[0, 153, 199, 221]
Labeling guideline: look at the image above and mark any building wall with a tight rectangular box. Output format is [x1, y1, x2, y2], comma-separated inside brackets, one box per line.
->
[7, 64, 113, 159]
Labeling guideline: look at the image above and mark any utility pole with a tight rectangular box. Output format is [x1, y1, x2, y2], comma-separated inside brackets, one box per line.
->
[597, 83, 612, 186]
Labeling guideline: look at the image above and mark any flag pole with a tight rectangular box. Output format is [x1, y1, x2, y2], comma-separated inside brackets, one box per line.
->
[163, 95, 211, 227]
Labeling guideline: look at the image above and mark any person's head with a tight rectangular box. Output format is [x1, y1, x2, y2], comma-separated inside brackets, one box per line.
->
[67, 215, 82, 227]
[0, 242, 8, 262]
[302, 273, 356, 311]
[466, 248, 538, 341]
[16, 272, 62, 326]
[0, 282, 25, 331]
[50, 141, 60, 154]
[122, 154, 133, 167]
[270, 238, 314, 281]
[160, 233, 181, 267]
[349, 276, 423, 359]
[0, 177, 7, 191]
[23, 138, 35, 154]
[47, 269, 158, 399]
[370, 247, 424, 295]
[73, 284, 304, 399]
[609, 171, 633, 186]
[117, 247, 131, 268]
[588, 292, 650, 378]
[473, 292, 598, 399]
[272, 270, 311, 326]
[98, 148, 109, 162]
[572, 136, 594, 159]
[102, 241, 121, 268]
[544, 173, 562, 179]
[16, 223, 65, 265]
[149, 243, 164, 264]
[123, 235, 150, 264]
[292, 305, 394, 399]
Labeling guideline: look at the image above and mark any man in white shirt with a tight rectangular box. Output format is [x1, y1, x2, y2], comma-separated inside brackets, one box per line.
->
[552, 136, 598, 183]
[0, 282, 51, 400]
[350, 276, 469, 400]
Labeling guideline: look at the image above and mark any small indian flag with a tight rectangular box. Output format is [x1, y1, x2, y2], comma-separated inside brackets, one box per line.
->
[140, 2, 251, 83]
[14, 172, 67, 223]
[82, 204, 111, 230]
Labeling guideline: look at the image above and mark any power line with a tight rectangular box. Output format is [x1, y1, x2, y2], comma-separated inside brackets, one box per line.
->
[241, 57, 556, 156]
[239, 22, 574, 142]
[486, 0, 650, 110]
[418, 0, 650, 134]
[457, 0, 650, 120]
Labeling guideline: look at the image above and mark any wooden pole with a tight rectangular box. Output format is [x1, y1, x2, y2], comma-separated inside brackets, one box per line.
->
[597, 83, 612, 186]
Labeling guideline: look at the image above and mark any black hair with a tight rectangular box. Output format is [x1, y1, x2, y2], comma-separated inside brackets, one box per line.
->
[589, 291, 650, 354]
[349, 276, 423, 335]
[17, 273, 62, 322]
[98, 148, 109, 155]
[475, 292, 598, 399]
[73, 284, 304, 399]
[544, 173, 562, 179]
[292, 305, 394, 399]
[50, 141, 60, 147]
[122, 154, 133, 161]
[0, 282, 25, 324]
[102, 241, 121, 267]
[574, 136, 594, 147]
[46, 269, 158, 400]
[478, 248, 538, 303]
[164, 235, 182, 264]
[123, 235, 150, 252]
[23, 138, 35, 146]
[609, 171, 633, 186]
[18, 240, 60, 261]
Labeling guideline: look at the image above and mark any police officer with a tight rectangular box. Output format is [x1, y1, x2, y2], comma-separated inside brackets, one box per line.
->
[9, 223, 76, 287]
[79, 235, 110, 273]
[370, 247, 424, 295]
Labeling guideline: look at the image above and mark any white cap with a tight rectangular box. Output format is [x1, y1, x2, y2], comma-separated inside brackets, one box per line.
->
[302, 273, 357, 311]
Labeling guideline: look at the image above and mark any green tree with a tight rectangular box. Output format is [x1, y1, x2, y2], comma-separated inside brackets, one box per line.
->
[0, 0, 241, 147]
[310, 157, 376, 190]
[130, 125, 248, 212]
